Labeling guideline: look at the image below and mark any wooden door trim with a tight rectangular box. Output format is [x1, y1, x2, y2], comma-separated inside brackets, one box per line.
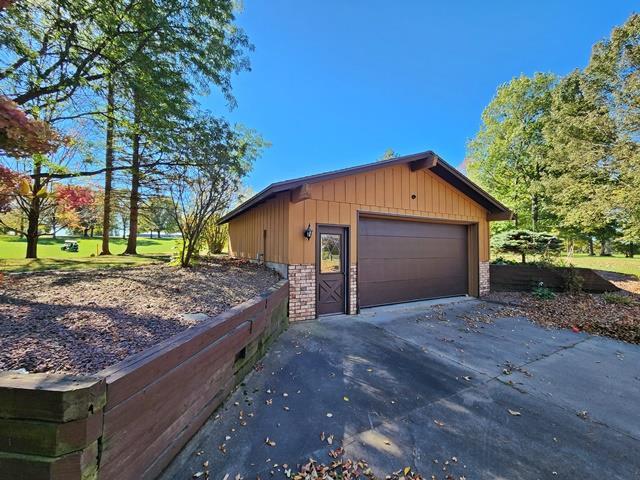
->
[315, 224, 350, 316]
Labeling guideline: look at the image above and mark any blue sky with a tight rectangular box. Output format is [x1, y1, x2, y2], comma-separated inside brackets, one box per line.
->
[203, 1, 636, 192]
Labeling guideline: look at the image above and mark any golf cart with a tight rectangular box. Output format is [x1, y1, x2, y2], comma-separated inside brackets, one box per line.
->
[61, 240, 79, 252]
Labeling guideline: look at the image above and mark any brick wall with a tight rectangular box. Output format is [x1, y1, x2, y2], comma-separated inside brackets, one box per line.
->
[479, 261, 490, 296]
[348, 265, 358, 314]
[288, 264, 316, 321]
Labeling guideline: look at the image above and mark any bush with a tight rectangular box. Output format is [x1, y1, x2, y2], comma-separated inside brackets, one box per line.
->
[602, 292, 634, 305]
[199, 215, 228, 255]
[532, 282, 556, 300]
[490, 256, 518, 265]
[561, 264, 584, 293]
[493, 229, 563, 263]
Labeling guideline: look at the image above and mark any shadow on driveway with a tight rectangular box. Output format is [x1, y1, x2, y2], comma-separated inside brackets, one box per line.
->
[160, 298, 640, 479]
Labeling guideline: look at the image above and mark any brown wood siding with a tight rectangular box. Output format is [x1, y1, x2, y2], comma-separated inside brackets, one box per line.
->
[228, 192, 289, 264]
[287, 164, 490, 265]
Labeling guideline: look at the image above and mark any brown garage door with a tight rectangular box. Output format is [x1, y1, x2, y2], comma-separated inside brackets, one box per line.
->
[358, 217, 468, 307]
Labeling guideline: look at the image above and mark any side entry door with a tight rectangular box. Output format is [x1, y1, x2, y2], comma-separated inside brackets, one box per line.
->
[316, 226, 347, 315]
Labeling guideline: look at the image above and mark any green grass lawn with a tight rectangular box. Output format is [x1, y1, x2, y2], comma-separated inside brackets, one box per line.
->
[0, 235, 179, 272]
[498, 252, 640, 278]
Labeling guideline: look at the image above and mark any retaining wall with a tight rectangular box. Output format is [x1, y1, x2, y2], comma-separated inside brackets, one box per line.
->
[0, 280, 289, 480]
[490, 264, 618, 293]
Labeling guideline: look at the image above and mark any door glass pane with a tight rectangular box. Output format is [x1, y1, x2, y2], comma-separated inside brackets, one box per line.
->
[320, 233, 342, 273]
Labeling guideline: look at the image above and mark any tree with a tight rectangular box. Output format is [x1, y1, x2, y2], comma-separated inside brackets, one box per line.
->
[168, 115, 264, 267]
[493, 229, 563, 263]
[199, 216, 228, 254]
[467, 73, 557, 231]
[543, 70, 619, 253]
[586, 14, 640, 253]
[142, 196, 176, 238]
[0, 96, 60, 157]
[378, 148, 398, 161]
[0, 164, 22, 213]
[1, 0, 251, 109]
[1, 0, 253, 258]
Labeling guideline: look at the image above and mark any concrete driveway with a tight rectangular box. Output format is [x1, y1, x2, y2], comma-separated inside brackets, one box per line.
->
[161, 298, 640, 479]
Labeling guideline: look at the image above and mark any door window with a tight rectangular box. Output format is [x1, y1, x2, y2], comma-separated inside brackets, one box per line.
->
[320, 233, 342, 273]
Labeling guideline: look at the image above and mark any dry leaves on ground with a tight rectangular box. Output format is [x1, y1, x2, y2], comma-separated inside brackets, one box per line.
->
[486, 291, 640, 344]
[286, 458, 466, 480]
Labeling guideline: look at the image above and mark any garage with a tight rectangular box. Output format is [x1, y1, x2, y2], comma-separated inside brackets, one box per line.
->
[221, 150, 512, 320]
[358, 217, 469, 307]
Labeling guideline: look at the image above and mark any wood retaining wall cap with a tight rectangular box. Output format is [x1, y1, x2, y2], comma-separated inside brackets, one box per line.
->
[0, 373, 105, 423]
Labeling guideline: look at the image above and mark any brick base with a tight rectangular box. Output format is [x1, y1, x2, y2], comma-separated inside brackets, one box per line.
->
[348, 264, 357, 314]
[479, 261, 490, 296]
[288, 264, 315, 321]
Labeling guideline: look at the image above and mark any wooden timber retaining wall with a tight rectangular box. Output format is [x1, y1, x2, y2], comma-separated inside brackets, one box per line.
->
[0, 280, 289, 480]
[490, 264, 619, 293]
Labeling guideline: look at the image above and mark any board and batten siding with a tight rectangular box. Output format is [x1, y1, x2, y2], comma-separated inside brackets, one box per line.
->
[287, 163, 490, 265]
[227, 192, 289, 264]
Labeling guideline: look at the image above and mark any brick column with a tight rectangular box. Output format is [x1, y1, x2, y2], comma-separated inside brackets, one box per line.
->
[287, 264, 316, 321]
[348, 265, 358, 314]
[479, 261, 490, 296]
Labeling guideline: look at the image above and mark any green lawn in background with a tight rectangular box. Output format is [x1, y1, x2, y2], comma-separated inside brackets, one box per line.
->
[498, 252, 640, 278]
[0, 235, 178, 272]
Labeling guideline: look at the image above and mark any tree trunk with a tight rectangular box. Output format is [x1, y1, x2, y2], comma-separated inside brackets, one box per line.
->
[51, 212, 57, 239]
[124, 89, 141, 255]
[599, 239, 607, 256]
[157, 229, 161, 239]
[25, 205, 39, 259]
[25, 163, 43, 259]
[521, 252, 526, 264]
[101, 78, 115, 256]
[588, 237, 595, 256]
[531, 194, 539, 232]
[90, 226, 94, 237]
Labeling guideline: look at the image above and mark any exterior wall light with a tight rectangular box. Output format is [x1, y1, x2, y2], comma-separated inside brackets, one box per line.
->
[304, 224, 313, 240]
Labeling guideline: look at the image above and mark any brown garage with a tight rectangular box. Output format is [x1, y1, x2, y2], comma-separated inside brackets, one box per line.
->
[218, 150, 512, 321]
[358, 217, 468, 307]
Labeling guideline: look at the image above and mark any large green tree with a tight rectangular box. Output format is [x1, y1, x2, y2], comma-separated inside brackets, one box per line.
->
[543, 14, 640, 255]
[1, 0, 252, 258]
[467, 73, 557, 231]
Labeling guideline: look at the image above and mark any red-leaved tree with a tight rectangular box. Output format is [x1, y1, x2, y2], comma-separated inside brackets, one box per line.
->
[0, 97, 60, 158]
[0, 165, 23, 213]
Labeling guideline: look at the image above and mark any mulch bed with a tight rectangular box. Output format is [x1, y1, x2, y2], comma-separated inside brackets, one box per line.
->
[0, 257, 280, 375]
[486, 290, 640, 344]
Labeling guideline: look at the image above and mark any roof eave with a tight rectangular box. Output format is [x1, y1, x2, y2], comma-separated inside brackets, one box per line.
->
[218, 150, 511, 224]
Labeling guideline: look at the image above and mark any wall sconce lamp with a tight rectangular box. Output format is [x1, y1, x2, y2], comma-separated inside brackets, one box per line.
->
[304, 224, 313, 240]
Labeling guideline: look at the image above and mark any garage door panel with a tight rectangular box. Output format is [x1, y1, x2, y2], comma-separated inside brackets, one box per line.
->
[358, 217, 468, 308]
[359, 218, 466, 238]
[359, 236, 466, 260]
[359, 276, 468, 307]
[359, 257, 467, 282]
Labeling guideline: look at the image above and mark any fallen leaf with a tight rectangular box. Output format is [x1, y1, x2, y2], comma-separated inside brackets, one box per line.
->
[508, 409, 521, 416]
[433, 420, 445, 427]
[265, 437, 276, 447]
[193, 473, 204, 478]
[326, 413, 333, 418]
[343, 396, 350, 402]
